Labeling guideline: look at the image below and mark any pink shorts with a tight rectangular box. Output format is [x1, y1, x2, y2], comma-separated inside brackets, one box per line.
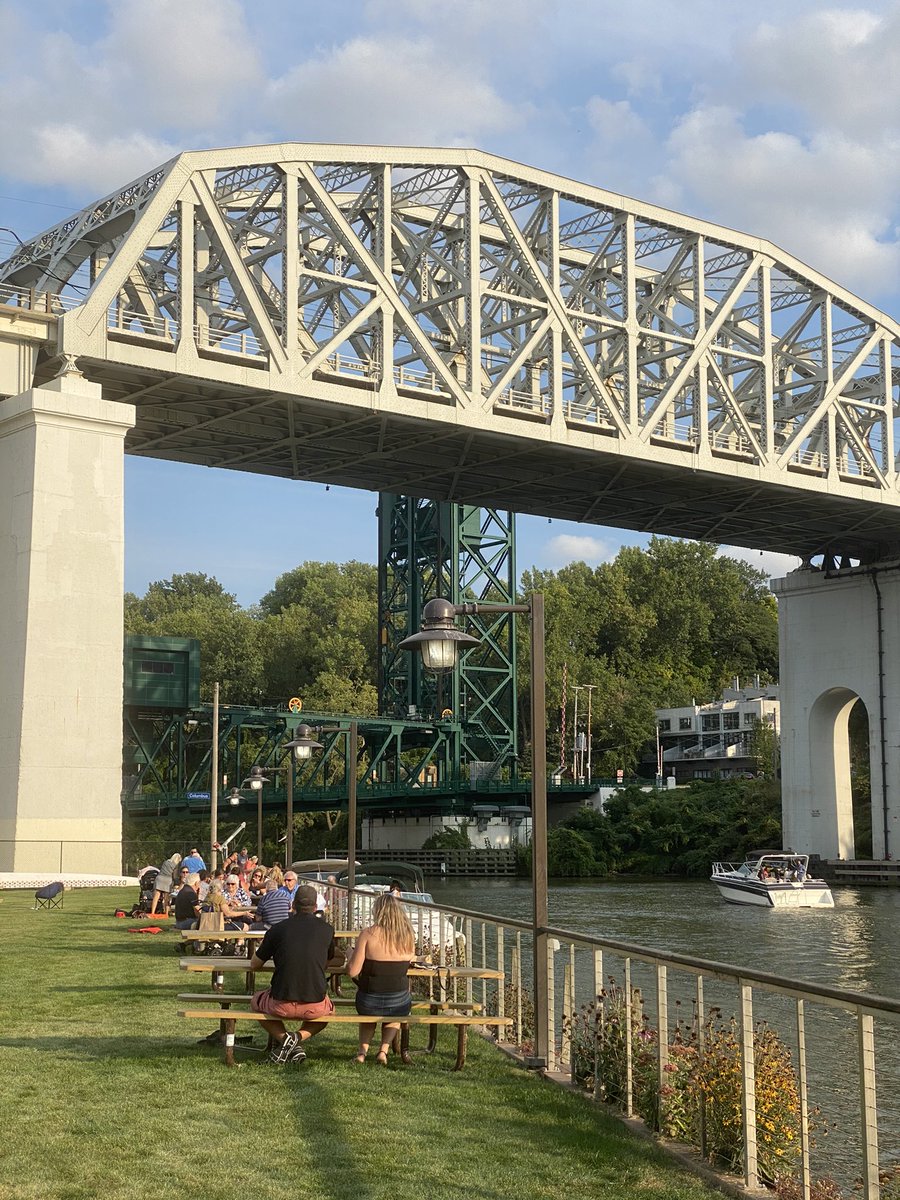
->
[251, 990, 334, 1021]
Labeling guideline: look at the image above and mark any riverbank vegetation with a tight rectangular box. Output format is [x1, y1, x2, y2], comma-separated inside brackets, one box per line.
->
[529, 778, 784, 878]
[1, 888, 726, 1200]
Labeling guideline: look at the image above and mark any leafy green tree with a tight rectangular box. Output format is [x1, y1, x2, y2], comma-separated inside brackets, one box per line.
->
[125, 573, 262, 702]
[520, 539, 778, 772]
[255, 561, 377, 710]
[422, 823, 472, 850]
[546, 828, 597, 876]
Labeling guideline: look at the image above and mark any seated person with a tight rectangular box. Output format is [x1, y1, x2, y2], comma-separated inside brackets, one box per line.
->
[173, 872, 201, 929]
[220, 874, 254, 930]
[250, 885, 336, 1065]
[346, 893, 415, 1065]
[248, 868, 267, 902]
[252, 877, 292, 929]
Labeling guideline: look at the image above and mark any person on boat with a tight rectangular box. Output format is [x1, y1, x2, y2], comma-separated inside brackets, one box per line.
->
[249, 885, 336, 1065]
[347, 893, 415, 1065]
[796, 859, 807, 881]
[758, 864, 771, 881]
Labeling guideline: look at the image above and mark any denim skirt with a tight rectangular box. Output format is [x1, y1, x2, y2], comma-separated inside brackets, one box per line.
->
[354, 988, 412, 1017]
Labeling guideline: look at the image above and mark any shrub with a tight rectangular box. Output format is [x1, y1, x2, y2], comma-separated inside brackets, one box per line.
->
[565, 988, 814, 1186]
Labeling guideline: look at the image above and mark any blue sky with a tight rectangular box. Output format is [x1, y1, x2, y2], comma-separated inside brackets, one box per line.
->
[3, 0, 899, 604]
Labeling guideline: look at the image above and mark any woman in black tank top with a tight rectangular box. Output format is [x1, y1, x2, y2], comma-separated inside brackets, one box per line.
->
[346, 894, 415, 1064]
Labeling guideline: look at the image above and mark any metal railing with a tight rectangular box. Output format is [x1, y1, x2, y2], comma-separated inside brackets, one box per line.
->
[360, 891, 900, 1198]
[0, 283, 82, 313]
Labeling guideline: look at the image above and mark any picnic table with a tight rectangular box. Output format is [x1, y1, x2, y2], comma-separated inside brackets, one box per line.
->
[176, 959, 507, 1067]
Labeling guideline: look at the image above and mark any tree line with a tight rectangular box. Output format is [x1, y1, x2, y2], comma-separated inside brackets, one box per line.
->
[125, 537, 779, 775]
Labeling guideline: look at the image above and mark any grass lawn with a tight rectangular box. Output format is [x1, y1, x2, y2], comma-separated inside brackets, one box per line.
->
[0, 887, 723, 1200]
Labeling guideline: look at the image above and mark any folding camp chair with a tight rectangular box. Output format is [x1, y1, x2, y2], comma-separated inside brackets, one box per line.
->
[33, 882, 65, 910]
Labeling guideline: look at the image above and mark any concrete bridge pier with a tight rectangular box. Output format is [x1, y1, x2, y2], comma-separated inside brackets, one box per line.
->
[773, 566, 900, 861]
[0, 371, 134, 872]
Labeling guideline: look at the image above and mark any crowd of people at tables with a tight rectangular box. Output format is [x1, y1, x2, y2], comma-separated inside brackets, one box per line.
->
[147, 846, 333, 931]
[149, 847, 415, 1066]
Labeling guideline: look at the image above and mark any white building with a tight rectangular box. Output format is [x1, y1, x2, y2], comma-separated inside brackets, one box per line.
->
[654, 679, 780, 783]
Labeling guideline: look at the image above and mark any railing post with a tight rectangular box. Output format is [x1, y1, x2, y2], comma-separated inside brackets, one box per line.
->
[562, 960, 573, 1079]
[593, 949, 604, 1102]
[465, 918, 474, 1006]
[697, 975, 707, 1160]
[738, 980, 759, 1189]
[657, 963, 669, 1118]
[858, 1008, 880, 1200]
[796, 998, 810, 1200]
[624, 958, 634, 1118]
[496, 927, 505, 1020]
[547, 939, 557, 1071]
[515, 933, 523, 1047]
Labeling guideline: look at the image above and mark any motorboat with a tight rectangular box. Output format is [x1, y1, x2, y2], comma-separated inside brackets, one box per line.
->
[711, 851, 834, 908]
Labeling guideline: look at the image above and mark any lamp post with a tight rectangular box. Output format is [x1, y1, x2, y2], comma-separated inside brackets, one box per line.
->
[309, 722, 359, 895]
[210, 682, 220, 870]
[242, 765, 268, 859]
[399, 594, 549, 1068]
[281, 724, 324, 867]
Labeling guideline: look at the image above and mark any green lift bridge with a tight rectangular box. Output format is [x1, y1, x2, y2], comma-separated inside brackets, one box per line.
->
[122, 498, 594, 821]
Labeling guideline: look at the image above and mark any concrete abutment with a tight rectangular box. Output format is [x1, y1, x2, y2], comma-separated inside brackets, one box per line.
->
[0, 374, 134, 872]
[773, 567, 900, 861]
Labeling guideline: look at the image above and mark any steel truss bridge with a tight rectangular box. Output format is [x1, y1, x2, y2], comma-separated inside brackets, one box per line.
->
[4, 145, 900, 559]
[123, 703, 595, 819]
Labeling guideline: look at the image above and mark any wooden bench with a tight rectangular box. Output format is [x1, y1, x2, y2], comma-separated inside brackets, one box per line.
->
[177, 993, 482, 1014]
[178, 1009, 512, 1069]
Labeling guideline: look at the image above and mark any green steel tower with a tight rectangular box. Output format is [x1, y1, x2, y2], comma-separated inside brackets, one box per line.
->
[377, 497, 518, 775]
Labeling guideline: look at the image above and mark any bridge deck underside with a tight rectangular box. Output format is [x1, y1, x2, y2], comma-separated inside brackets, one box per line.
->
[72, 358, 900, 559]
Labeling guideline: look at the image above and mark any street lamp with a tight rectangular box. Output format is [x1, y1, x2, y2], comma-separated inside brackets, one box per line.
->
[227, 787, 242, 807]
[281, 724, 324, 867]
[399, 593, 550, 1068]
[241, 766, 269, 860]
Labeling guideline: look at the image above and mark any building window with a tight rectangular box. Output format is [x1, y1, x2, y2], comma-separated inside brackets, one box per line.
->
[657, 719, 670, 732]
[723, 712, 739, 730]
[702, 714, 720, 731]
[679, 717, 693, 731]
[140, 660, 174, 675]
[693, 769, 711, 779]
[743, 712, 756, 726]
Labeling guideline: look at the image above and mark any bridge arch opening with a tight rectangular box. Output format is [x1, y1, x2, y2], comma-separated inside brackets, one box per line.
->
[808, 688, 869, 860]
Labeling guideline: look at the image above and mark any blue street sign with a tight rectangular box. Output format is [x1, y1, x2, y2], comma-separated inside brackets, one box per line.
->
[186, 791, 210, 800]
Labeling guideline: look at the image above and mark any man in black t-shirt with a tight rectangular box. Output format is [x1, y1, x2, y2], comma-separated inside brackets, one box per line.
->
[250, 885, 336, 1064]
[173, 873, 200, 928]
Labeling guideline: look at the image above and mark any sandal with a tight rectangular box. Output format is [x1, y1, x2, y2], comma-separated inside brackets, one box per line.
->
[375, 1051, 388, 1066]
[352, 1053, 366, 1063]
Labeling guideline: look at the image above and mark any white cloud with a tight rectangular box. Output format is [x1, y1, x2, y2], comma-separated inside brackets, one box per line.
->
[739, 9, 900, 140]
[657, 104, 900, 298]
[0, 0, 261, 193]
[544, 533, 613, 567]
[266, 36, 523, 146]
[98, 0, 264, 131]
[720, 545, 801, 581]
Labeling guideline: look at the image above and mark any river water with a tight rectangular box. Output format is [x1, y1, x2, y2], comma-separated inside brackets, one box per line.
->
[428, 877, 900, 997]
[428, 877, 900, 1174]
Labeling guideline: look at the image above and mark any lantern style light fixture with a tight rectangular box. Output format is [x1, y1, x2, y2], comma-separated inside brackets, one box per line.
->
[244, 765, 268, 791]
[284, 723, 323, 761]
[396, 597, 481, 671]
[227, 787, 242, 807]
